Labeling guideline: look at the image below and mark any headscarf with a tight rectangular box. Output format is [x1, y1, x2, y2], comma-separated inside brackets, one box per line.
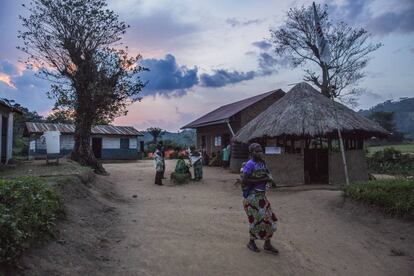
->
[249, 143, 262, 153]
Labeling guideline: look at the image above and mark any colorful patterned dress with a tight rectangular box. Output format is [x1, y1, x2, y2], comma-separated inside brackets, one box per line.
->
[242, 160, 278, 240]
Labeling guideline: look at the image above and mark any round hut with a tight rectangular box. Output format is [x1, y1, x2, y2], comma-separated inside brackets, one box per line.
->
[233, 82, 387, 186]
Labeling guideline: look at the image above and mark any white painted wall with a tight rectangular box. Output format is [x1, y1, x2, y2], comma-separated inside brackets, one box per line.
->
[36, 136, 47, 150]
[130, 137, 137, 149]
[102, 137, 120, 149]
[61, 135, 75, 149]
[33, 135, 140, 152]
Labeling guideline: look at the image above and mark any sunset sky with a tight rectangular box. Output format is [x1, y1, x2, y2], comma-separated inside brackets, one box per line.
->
[0, 0, 413, 131]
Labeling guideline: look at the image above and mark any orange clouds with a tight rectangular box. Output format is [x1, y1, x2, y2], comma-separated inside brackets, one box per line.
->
[0, 72, 16, 89]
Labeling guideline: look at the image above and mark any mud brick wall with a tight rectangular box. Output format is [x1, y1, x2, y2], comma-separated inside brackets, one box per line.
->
[265, 153, 304, 186]
[329, 150, 369, 185]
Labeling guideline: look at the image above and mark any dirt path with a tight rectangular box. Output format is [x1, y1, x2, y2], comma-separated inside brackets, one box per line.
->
[94, 160, 413, 276]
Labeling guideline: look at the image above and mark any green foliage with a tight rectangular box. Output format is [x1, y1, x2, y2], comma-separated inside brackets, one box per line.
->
[0, 177, 63, 264]
[368, 143, 414, 155]
[163, 139, 185, 151]
[11, 102, 44, 157]
[147, 143, 157, 154]
[146, 127, 165, 144]
[367, 148, 414, 176]
[343, 179, 414, 217]
[360, 97, 414, 139]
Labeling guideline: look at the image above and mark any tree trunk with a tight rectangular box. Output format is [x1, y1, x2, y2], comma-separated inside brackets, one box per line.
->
[70, 104, 107, 174]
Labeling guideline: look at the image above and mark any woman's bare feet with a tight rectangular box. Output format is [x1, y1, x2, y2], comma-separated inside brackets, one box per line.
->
[264, 240, 279, 255]
[247, 240, 260, 252]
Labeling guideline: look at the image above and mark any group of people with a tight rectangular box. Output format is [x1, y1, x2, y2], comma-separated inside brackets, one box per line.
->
[202, 144, 231, 167]
[153, 141, 278, 255]
[153, 143, 203, 186]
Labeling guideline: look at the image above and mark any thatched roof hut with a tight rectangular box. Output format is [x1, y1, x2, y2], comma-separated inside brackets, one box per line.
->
[234, 82, 387, 143]
[232, 82, 388, 186]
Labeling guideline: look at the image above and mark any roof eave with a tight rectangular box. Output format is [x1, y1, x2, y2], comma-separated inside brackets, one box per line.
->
[181, 119, 229, 129]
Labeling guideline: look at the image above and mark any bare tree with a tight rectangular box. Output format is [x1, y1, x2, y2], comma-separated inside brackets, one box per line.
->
[18, 0, 146, 173]
[270, 3, 382, 99]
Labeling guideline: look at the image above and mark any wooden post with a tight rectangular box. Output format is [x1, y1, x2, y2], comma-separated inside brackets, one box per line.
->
[331, 98, 350, 185]
[337, 130, 350, 185]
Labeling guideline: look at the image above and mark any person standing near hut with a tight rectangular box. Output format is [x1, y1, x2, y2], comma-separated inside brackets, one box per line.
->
[242, 143, 278, 254]
[154, 145, 164, 185]
[157, 141, 166, 179]
[189, 146, 203, 181]
[222, 144, 230, 168]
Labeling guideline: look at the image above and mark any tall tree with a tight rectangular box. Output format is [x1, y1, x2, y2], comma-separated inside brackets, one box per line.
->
[19, 0, 146, 173]
[270, 3, 382, 99]
[147, 127, 165, 144]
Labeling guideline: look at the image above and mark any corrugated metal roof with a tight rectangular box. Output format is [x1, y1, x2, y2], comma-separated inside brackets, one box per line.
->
[25, 122, 144, 136]
[182, 89, 285, 128]
[0, 98, 23, 114]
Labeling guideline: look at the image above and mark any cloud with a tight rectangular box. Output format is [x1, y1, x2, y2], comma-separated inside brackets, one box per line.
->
[329, 0, 414, 35]
[257, 53, 290, 76]
[226, 17, 263, 28]
[0, 60, 19, 75]
[120, 9, 200, 52]
[140, 54, 198, 96]
[0, 60, 54, 112]
[199, 69, 256, 88]
[252, 40, 272, 51]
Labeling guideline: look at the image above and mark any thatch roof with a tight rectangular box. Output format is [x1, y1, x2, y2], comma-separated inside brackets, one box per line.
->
[234, 82, 387, 143]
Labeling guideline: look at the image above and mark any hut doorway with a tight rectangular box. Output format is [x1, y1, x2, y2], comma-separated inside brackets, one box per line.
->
[304, 148, 329, 184]
[92, 137, 102, 159]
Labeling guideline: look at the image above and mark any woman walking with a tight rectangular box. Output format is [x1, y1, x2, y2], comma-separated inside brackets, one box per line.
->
[154, 146, 164, 185]
[242, 143, 278, 254]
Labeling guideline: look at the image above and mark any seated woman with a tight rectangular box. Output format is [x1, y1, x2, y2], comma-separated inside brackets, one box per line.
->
[171, 154, 191, 184]
[189, 146, 203, 181]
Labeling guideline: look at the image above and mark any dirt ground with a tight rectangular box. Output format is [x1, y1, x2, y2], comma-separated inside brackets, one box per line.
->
[14, 160, 414, 275]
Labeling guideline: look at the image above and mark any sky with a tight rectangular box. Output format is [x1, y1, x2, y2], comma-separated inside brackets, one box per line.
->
[0, 0, 413, 131]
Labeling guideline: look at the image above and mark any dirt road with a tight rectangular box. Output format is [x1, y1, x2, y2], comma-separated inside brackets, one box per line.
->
[97, 160, 413, 276]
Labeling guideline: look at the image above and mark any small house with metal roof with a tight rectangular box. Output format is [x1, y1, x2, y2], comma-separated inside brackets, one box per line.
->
[182, 89, 285, 167]
[24, 122, 145, 160]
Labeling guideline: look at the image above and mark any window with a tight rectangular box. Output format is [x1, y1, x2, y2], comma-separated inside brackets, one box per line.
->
[120, 138, 130, 149]
[214, 136, 222, 147]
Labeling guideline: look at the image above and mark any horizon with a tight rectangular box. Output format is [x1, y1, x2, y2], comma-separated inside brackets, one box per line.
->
[0, 0, 413, 132]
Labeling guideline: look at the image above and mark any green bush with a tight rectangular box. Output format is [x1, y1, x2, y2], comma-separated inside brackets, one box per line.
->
[0, 177, 63, 264]
[367, 148, 414, 175]
[343, 179, 414, 217]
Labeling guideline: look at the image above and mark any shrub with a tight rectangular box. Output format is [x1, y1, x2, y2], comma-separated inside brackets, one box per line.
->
[343, 179, 414, 217]
[0, 177, 63, 264]
[367, 148, 414, 176]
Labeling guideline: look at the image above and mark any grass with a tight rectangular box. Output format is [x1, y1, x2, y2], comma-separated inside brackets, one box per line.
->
[367, 143, 414, 155]
[0, 177, 64, 264]
[342, 179, 414, 218]
[0, 159, 91, 179]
